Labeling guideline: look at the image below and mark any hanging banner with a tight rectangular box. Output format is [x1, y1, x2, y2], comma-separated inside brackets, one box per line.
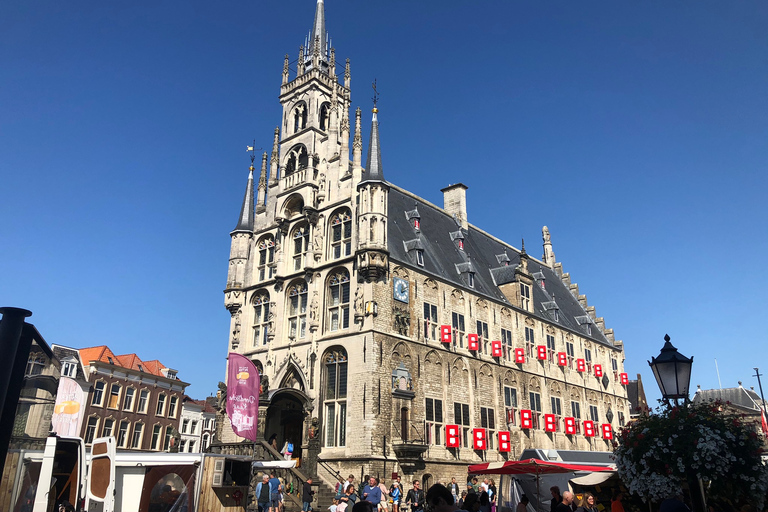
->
[51, 377, 87, 437]
[226, 353, 260, 441]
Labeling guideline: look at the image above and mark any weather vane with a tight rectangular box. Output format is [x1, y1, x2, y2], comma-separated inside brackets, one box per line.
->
[246, 139, 258, 165]
[372, 79, 379, 108]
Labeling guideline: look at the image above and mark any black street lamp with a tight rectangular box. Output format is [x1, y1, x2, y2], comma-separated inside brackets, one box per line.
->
[648, 334, 693, 404]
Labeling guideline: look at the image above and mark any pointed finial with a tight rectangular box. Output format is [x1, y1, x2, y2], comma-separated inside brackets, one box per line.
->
[283, 54, 290, 84]
[521, 238, 526, 255]
[247, 140, 256, 168]
[371, 79, 379, 111]
[329, 48, 336, 78]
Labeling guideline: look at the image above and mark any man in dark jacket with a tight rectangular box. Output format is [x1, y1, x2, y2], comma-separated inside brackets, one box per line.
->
[303, 478, 315, 512]
[405, 481, 424, 512]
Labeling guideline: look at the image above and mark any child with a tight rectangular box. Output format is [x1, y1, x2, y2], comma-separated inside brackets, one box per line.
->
[329, 498, 339, 512]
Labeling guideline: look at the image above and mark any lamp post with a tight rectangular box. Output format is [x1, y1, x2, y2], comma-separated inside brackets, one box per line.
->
[648, 334, 693, 406]
[648, 335, 704, 511]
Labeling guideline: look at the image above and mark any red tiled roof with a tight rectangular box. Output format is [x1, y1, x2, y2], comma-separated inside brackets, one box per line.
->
[78, 346, 168, 377]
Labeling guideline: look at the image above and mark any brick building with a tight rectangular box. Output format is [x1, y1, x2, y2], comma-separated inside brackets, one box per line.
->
[218, 0, 631, 487]
[52, 344, 188, 451]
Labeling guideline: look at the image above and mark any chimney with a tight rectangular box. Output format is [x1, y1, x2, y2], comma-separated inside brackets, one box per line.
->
[441, 183, 468, 229]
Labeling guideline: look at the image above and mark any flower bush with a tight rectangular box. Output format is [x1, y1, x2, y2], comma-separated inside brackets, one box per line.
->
[613, 400, 768, 508]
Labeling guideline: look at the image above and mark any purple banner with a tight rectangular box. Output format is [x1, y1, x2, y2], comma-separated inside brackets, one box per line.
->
[226, 353, 260, 441]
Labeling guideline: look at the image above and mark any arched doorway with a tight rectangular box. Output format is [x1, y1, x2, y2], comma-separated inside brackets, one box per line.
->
[264, 388, 311, 465]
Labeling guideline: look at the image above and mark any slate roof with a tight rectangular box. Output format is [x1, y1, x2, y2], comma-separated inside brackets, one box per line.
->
[51, 344, 88, 381]
[387, 184, 614, 347]
[693, 386, 767, 413]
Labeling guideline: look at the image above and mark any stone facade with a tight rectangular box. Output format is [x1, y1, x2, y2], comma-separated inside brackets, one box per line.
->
[220, 0, 630, 488]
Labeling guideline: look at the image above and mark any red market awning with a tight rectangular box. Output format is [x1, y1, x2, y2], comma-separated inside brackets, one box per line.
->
[467, 458, 614, 475]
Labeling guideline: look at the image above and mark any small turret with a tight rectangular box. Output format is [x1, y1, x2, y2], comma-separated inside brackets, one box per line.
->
[256, 152, 267, 212]
[542, 226, 556, 268]
[352, 107, 363, 182]
[269, 127, 279, 186]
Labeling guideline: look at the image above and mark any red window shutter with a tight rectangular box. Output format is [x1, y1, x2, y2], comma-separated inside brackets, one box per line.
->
[498, 431, 511, 452]
[491, 340, 502, 357]
[537, 346, 547, 360]
[440, 325, 452, 344]
[576, 359, 586, 372]
[473, 428, 487, 450]
[601, 423, 613, 440]
[594, 364, 603, 378]
[544, 414, 557, 432]
[620, 372, 629, 385]
[520, 409, 533, 429]
[445, 425, 461, 447]
[583, 420, 595, 437]
[468, 333, 479, 351]
[564, 417, 576, 435]
[514, 348, 525, 364]
[557, 352, 567, 366]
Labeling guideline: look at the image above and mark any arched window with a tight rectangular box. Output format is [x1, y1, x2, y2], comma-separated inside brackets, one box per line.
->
[252, 292, 270, 347]
[293, 102, 307, 133]
[323, 348, 347, 447]
[319, 102, 330, 131]
[25, 354, 45, 376]
[327, 269, 350, 332]
[292, 224, 310, 271]
[285, 145, 309, 175]
[257, 236, 275, 281]
[287, 280, 308, 339]
[329, 209, 352, 259]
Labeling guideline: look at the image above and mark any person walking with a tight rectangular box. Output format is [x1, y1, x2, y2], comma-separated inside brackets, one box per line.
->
[488, 480, 497, 512]
[405, 481, 425, 512]
[378, 478, 389, 512]
[549, 487, 562, 512]
[303, 478, 315, 512]
[390, 482, 402, 512]
[255, 474, 271, 512]
[448, 478, 460, 504]
[268, 472, 282, 512]
[554, 492, 574, 512]
[363, 476, 382, 505]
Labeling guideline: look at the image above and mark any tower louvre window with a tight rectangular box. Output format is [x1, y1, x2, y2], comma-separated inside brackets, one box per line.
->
[292, 225, 310, 271]
[319, 102, 330, 131]
[257, 236, 275, 281]
[292, 102, 307, 133]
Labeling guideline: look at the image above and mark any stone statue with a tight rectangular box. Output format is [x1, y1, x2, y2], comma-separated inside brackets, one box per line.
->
[542, 226, 551, 243]
[260, 374, 270, 395]
[308, 417, 319, 439]
[216, 382, 227, 411]
[310, 292, 319, 322]
[313, 224, 323, 253]
[354, 286, 364, 316]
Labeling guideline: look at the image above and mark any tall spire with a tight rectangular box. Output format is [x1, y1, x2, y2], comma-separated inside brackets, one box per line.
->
[311, 0, 327, 58]
[362, 82, 385, 183]
[234, 161, 255, 232]
[304, 0, 329, 72]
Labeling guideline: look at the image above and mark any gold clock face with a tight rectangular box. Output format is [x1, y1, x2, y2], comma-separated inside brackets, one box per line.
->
[393, 277, 409, 303]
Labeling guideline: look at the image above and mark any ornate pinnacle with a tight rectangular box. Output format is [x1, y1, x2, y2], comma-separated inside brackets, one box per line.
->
[259, 152, 268, 188]
[298, 46, 305, 75]
[353, 107, 362, 150]
[282, 54, 290, 84]
[344, 58, 351, 88]
[329, 48, 336, 78]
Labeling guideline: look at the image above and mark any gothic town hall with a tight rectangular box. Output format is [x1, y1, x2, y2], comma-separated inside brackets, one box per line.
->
[219, 0, 630, 487]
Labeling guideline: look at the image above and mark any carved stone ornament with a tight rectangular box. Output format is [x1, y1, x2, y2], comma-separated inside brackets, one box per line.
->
[391, 363, 415, 400]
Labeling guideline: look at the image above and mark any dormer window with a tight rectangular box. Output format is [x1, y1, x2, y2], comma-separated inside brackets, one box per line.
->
[542, 301, 560, 323]
[404, 239, 424, 267]
[107, 357, 114, 365]
[405, 207, 421, 231]
[138, 365, 144, 372]
[450, 230, 465, 251]
[496, 253, 511, 267]
[416, 250, 424, 267]
[166, 370, 177, 380]
[520, 283, 531, 310]
[576, 316, 593, 336]
[532, 272, 546, 290]
[467, 273, 474, 288]
[456, 262, 475, 288]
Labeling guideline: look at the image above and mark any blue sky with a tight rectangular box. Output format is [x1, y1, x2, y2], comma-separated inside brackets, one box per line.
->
[2, 1, 767, 405]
